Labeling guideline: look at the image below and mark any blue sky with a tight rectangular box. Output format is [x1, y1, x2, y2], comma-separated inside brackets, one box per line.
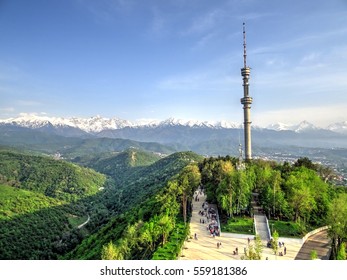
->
[1, 0, 347, 126]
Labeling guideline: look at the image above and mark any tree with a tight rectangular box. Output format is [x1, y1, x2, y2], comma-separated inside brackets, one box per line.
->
[285, 170, 316, 223]
[271, 230, 279, 256]
[217, 172, 235, 217]
[337, 243, 346, 260]
[155, 180, 180, 218]
[327, 193, 347, 259]
[242, 234, 263, 260]
[177, 165, 201, 224]
[234, 170, 252, 215]
[101, 241, 123, 260]
[140, 220, 159, 253]
[157, 214, 173, 245]
[294, 157, 316, 171]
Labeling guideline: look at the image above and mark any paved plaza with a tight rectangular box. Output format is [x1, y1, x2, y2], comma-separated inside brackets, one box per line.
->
[179, 190, 305, 260]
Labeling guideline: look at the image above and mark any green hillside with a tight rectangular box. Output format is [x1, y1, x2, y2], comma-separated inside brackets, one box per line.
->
[84, 151, 203, 222]
[63, 153, 203, 260]
[73, 148, 162, 183]
[0, 150, 106, 201]
[0, 149, 110, 260]
[0, 147, 203, 260]
[0, 184, 88, 259]
[0, 184, 65, 220]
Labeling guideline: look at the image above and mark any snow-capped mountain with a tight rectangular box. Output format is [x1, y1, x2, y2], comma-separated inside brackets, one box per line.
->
[266, 122, 295, 131]
[0, 115, 241, 133]
[327, 121, 347, 134]
[0, 115, 134, 133]
[1, 115, 347, 154]
[0, 115, 345, 135]
[267, 121, 319, 133]
[154, 118, 240, 129]
[292, 121, 319, 132]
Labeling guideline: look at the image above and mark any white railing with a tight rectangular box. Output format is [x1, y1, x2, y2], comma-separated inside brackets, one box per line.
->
[265, 216, 272, 240]
[302, 226, 329, 243]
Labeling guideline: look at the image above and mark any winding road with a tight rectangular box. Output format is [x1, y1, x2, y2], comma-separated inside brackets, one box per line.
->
[77, 214, 90, 229]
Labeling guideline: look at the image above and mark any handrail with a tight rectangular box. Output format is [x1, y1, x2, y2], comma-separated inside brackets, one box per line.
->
[265, 216, 272, 240]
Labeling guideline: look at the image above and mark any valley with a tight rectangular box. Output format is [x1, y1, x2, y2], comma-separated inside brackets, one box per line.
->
[0, 117, 346, 260]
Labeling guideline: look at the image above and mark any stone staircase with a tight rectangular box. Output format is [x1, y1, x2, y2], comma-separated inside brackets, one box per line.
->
[252, 192, 271, 242]
[254, 214, 271, 242]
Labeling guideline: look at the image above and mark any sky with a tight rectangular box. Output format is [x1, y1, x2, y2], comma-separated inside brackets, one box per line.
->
[0, 0, 347, 127]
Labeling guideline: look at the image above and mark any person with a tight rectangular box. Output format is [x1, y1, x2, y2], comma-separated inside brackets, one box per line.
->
[217, 242, 220, 249]
[248, 237, 250, 244]
[284, 246, 287, 255]
[235, 247, 238, 255]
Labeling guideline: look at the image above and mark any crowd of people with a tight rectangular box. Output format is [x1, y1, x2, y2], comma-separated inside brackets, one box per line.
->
[194, 188, 221, 237]
[191, 187, 291, 259]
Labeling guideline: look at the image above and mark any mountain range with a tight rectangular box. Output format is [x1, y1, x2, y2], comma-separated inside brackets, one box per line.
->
[1, 115, 347, 134]
[1, 115, 347, 157]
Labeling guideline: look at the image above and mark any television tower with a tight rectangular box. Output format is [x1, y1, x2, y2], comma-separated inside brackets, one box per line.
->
[240, 23, 253, 161]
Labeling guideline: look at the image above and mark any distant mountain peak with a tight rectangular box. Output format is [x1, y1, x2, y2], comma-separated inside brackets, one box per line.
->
[327, 121, 347, 134]
[294, 120, 318, 132]
[0, 115, 346, 135]
[267, 121, 318, 133]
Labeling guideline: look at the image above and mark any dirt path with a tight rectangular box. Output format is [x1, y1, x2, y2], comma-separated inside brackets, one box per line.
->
[179, 190, 303, 260]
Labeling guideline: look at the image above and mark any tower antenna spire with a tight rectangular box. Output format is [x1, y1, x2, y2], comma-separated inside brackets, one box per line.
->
[240, 22, 252, 161]
[243, 22, 247, 68]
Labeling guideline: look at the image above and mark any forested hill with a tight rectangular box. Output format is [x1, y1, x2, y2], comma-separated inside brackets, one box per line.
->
[0, 149, 108, 259]
[0, 184, 88, 259]
[0, 149, 106, 201]
[63, 152, 203, 260]
[0, 148, 203, 260]
[88, 150, 204, 219]
[72, 148, 162, 184]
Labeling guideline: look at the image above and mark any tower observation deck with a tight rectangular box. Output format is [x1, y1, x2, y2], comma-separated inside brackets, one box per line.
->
[241, 23, 253, 161]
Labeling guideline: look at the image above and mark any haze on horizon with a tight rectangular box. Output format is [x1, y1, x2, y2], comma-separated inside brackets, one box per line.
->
[0, 0, 346, 127]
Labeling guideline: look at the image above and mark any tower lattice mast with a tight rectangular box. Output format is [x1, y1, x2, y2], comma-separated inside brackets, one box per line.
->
[240, 23, 253, 161]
